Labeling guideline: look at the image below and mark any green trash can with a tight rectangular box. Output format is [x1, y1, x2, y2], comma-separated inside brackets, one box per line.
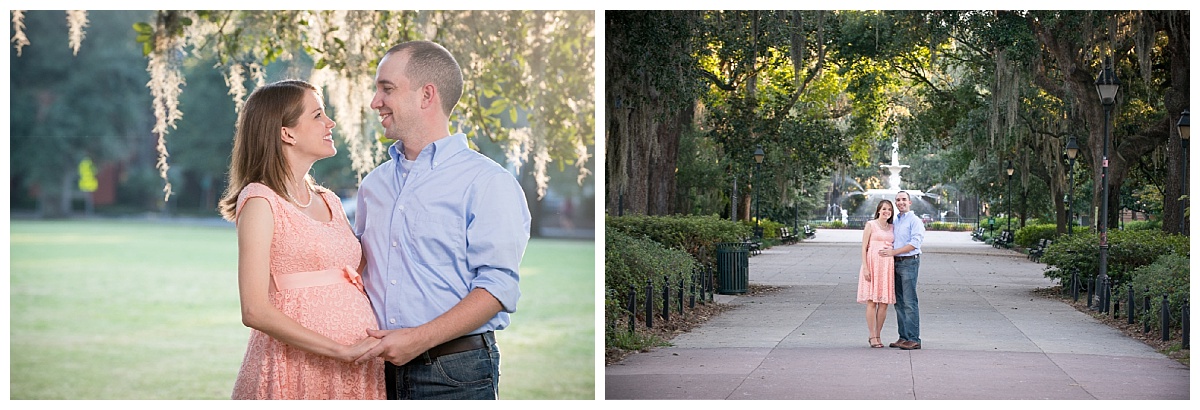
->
[715, 242, 749, 294]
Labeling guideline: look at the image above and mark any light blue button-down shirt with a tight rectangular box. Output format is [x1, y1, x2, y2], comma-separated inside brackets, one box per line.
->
[354, 133, 530, 333]
[893, 210, 925, 257]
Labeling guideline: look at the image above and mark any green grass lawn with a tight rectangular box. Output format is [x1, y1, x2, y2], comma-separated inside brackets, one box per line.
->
[8, 219, 595, 399]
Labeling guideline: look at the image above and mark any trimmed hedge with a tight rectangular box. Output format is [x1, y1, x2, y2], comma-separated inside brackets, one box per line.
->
[1123, 220, 1162, 231]
[1040, 229, 1188, 288]
[1014, 224, 1057, 248]
[606, 214, 751, 268]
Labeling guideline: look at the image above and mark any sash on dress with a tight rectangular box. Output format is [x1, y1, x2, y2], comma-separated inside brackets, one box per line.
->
[272, 265, 364, 293]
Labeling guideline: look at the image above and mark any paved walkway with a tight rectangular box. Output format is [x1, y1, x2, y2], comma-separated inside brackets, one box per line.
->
[605, 229, 1190, 400]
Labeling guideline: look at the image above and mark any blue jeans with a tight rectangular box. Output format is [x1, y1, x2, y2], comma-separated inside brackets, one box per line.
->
[894, 256, 921, 343]
[385, 338, 501, 400]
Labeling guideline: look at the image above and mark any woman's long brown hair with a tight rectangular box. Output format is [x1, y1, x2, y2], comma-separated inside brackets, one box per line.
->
[218, 80, 320, 221]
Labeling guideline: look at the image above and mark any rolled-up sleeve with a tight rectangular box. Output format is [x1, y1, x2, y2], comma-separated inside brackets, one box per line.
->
[465, 171, 530, 313]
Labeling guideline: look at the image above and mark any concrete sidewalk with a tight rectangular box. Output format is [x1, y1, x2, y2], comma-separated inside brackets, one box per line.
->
[604, 229, 1190, 400]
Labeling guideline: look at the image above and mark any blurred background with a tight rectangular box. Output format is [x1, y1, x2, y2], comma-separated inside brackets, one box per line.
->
[10, 10, 596, 237]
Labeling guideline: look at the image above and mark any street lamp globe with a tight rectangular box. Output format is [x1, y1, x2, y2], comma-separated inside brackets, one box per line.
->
[1065, 137, 1080, 160]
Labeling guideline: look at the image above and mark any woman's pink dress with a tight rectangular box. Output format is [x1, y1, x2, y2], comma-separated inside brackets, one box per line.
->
[856, 219, 896, 304]
[231, 183, 385, 400]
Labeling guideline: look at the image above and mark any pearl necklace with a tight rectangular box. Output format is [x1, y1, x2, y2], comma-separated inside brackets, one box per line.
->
[286, 185, 314, 208]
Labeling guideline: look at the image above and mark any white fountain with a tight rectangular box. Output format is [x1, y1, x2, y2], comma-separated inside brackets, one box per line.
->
[834, 140, 939, 223]
[862, 141, 925, 199]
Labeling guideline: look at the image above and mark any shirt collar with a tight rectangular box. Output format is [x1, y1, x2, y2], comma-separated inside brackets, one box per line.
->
[388, 133, 470, 169]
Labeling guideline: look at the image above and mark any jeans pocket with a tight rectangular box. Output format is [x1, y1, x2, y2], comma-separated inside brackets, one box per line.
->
[432, 348, 497, 386]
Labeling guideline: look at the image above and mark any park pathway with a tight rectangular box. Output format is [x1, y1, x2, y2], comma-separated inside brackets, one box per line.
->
[605, 229, 1189, 400]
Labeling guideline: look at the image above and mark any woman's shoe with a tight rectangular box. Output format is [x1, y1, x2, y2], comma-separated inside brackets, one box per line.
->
[869, 337, 884, 348]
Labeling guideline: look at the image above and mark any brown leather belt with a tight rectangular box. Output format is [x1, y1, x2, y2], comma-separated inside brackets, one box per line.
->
[425, 331, 494, 360]
[894, 254, 920, 261]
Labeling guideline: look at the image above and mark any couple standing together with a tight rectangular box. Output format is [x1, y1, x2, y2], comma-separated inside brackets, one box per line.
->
[217, 40, 531, 400]
[856, 191, 924, 350]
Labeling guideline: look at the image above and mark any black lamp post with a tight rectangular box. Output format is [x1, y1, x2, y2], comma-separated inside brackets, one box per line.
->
[1180, 109, 1190, 234]
[1095, 56, 1120, 313]
[754, 145, 765, 239]
[1065, 136, 1080, 236]
[1005, 160, 1014, 233]
[1179, 109, 1190, 235]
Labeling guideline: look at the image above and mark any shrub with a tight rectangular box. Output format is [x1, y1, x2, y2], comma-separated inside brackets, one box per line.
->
[927, 222, 971, 231]
[1014, 224, 1058, 248]
[606, 214, 750, 268]
[1123, 220, 1162, 231]
[1040, 229, 1188, 288]
[1116, 253, 1189, 331]
[743, 218, 784, 240]
[604, 229, 702, 349]
[828, 220, 846, 229]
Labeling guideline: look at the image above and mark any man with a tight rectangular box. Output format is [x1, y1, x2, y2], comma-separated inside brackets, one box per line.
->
[879, 190, 924, 350]
[353, 40, 531, 399]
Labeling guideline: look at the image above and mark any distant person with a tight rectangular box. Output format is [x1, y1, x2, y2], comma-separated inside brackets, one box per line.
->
[353, 40, 531, 399]
[857, 199, 895, 348]
[219, 79, 385, 399]
[879, 191, 925, 350]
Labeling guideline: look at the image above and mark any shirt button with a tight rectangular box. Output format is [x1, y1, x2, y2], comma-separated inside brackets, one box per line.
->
[390, 280, 397, 285]
[399, 205, 405, 211]
[433, 161, 439, 166]
[392, 241, 398, 247]
[388, 318, 396, 324]
[402, 172, 407, 178]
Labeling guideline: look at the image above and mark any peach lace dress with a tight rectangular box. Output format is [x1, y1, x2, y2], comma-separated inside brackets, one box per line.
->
[231, 183, 385, 400]
[856, 219, 896, 304]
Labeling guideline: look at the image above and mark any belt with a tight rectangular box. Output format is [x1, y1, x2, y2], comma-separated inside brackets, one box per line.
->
[894, 254, 920, 261]
[424, 331, 494, 361]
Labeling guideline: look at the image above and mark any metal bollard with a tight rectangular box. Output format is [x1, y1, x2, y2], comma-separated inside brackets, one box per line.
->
[678, 277, 684, 316]
[689, 276, 696, 309]
[1161, 294, 1170, 342]
[645, 279, 653, 329]
[662, 276, 670, 322]
[1182, 300, 1190, 349]
[1071, 269, 1079, 303]
[1127, 284, 1135, 325]
[1102, 277, 1111, 314]
[1088, 276, 1097, 310]
[628, 285, 636, 334]
[1143, 292, 1152, 334]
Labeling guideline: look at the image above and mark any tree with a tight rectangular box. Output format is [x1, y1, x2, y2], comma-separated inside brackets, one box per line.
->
[12, 10, 595, 204]
[10, 10, 154, 217]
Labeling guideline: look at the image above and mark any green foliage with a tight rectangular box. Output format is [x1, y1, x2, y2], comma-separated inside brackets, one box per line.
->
[1116, 253, 1189, 331]
[603, 229, 701, 341]
[606, 214, 751, 268]
[927, 222, 972, 231]
[1123, 220, 1162, 231]
[10, 11, 155, 215]
[1040, 230, 1188, 288]
[744, 218, 785, 240]
[1014, 224, 1057, 248]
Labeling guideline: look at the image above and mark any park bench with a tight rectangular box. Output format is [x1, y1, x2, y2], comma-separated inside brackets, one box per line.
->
[992, 230, 1014, 249]
[779, 227, 799, 244]
[971, 227, 986, 241]
[1028, 239, 1051, 262]
[742, 235, 761, 256]
[803, 225, 816, 239]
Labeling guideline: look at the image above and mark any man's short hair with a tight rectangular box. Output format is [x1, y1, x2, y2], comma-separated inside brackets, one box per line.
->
[386, 40, 464, 117]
